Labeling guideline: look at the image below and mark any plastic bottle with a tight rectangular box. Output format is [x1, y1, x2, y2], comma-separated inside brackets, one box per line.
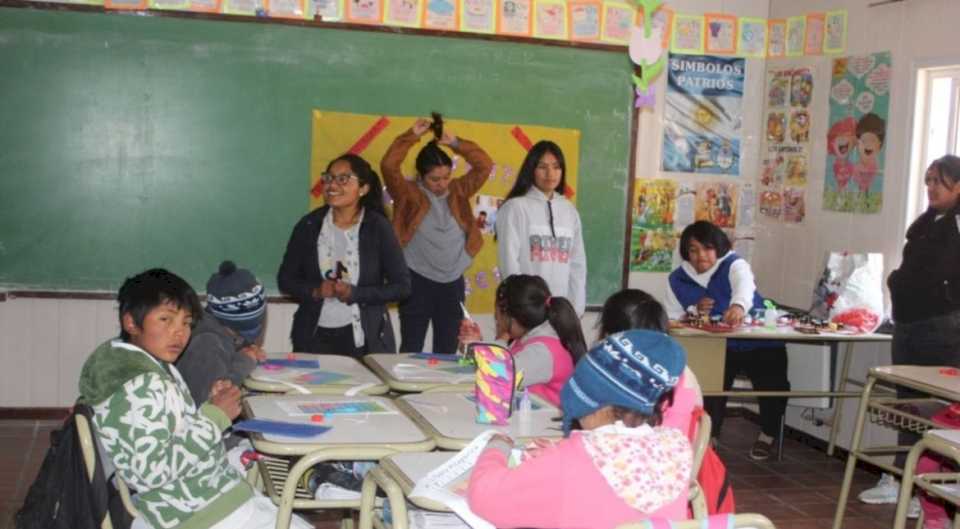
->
[764, 300, 778, 329]
[517, 388, 532, 436]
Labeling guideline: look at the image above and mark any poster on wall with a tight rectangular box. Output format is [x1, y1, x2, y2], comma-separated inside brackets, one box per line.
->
[694, 182, 739, 228]
[760, 66, 813, 223]
[629, 179, 677, 272]
[823, 51, 891, 214]
[662, 54, 744, 175]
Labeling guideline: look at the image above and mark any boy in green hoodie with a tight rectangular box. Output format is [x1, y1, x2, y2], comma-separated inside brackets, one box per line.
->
[78, 269, 309, 529]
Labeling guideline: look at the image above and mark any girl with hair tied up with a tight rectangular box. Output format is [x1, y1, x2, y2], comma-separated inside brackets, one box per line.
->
[380, 113, 493, 354]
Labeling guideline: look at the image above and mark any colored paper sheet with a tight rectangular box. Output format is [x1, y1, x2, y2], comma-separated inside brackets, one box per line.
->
[384, 0, 423, 26]
[635, 5, 672, 49]
[600, 2, 635, 44]
[263, 358, 322, 369]
[737, 17, 766, 58]
[694, 182, 739, 228]
[411, 352, 462, 361]
[497, 0, 531, 36]
[704, 13, 737, 55]
[824, 10, 847, 54]
[104, 0, 147, 9]
[460, 0, 496, 33]
[313, 0, 344, 19]
[279, 400, 395, 416]
[533, 0, 568, 40]
[150, 0, 190, 10]
[672, 14, 704, 54]
[629, 179, 677, 272]
[662, 54, 744, 175]
[767, 19, 786, 58]
[422, 0, 458, 29]
[345, 0, 383, 23]
[568, 0, 601, 42]
[785, 16, 805, 57]
[233, 419, 331, 438]
[823, 52, 892, 214]
[294, 370, 351, 385]
[804, 13, 825, 56]
[268, 0, 307, 18]
[221, 0, 264, 14]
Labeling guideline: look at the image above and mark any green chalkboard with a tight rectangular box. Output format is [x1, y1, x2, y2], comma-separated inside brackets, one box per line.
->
[0, 6, 633, 305]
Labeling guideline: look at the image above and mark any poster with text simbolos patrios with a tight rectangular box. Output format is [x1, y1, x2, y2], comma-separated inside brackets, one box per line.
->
[662, 54, 744, 176]
[824, 51, 891, 214]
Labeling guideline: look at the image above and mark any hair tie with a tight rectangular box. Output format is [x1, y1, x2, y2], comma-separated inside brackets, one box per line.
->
[545, 296, 553, 308]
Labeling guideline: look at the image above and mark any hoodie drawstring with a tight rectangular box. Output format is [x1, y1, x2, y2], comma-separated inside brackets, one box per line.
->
[547, 200, 556, 239]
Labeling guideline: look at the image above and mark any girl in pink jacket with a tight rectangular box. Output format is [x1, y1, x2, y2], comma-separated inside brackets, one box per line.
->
[466, 329, 693, 529]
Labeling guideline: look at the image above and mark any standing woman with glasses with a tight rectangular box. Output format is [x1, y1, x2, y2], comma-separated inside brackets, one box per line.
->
[495, 141, 587, 315]
[278, 154, 411, 356]
[380, 113, 493, 354]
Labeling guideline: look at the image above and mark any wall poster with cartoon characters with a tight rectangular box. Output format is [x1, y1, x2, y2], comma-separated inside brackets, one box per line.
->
[662, 54, 744, 176]
[760, 65, 813, 223]
[823, 51, 891, 214]
[629, 179, 677, 272]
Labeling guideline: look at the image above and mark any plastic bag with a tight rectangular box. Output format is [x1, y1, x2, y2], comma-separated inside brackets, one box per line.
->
[810, 252, 884, 333]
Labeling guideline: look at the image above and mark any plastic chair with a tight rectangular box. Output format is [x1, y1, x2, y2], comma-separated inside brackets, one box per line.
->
[619, 513, 777, 529]
[687, 409, 711, 518]
[75, 409, 140, 528]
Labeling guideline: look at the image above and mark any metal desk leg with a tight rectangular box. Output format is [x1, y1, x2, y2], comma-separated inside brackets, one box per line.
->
[893, 440, 927, 529]
[359, 467, 407, 529]
[832, 375, 877, 529]
[828, 341, 855, 457]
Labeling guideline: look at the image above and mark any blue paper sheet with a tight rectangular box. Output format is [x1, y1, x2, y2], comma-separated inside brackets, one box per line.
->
[232, 419, 331, 438]
[410, 352, 460, 362]
[262, 358, 321, 369]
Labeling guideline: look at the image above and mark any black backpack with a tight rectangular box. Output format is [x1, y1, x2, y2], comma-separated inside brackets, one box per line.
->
[15, 404, 133, 529]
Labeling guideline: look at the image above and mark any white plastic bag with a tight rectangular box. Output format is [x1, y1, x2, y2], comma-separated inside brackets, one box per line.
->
[810, 252, 884, 333]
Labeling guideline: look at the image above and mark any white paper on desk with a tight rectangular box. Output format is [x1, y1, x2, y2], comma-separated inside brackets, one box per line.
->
[410, 431, 498, 529]
[392, 363, 474, 383]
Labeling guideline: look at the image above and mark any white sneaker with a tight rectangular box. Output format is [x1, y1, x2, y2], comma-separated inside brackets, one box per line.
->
[907, 496, 921, 519]
[858, 473, 900, 504]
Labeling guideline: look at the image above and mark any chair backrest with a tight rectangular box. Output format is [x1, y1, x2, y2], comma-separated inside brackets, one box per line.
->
[690, 410, 711, 478]
[618, 513, 778, 529]
[75, 412, 140, 524]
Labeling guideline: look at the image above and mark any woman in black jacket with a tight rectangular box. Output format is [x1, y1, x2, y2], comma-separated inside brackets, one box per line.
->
[278, 154, 411, 356]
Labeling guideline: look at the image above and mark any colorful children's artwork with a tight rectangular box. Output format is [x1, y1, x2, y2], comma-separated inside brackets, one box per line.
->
[473, 195, 501, 235]
[824, 10, 847, 54]
[422, 0, 458, 29]
[267, 0, 306, 18]
[767, 19, 786, 58]
[766, 112, 785, 143]
[759, 190, 782, 219]
[533, 0, 567, 39]
[783, 188, 806, 223]
[279, 400, 394, 416]
[790, 110, 810, 143]
[704, 13, 737, 55]
[790, 68, 813, 108]
[105, 0, 147, 9]
[345, 0, 383, 23]
[629, 179, 677, 273]
[804, 13, 825, 56]
[784, 155, 807, 187]
[313, 0, 343, 20]
[600, 2, 634, 44]
[460, 0, 495, 32]
[293, 371, 351, 385]
[737, 17, 767, 58]
[568, 0, 601, 42]
[785, 16, 805, 57]
[630, 228, 677, 273]
[823, 52, 892, 214]
[497, 0, 531, 36]
[694, 182, 739, 228]
[384, 0, 421, 26]
[150, 0, 190, 11]
[762, 66, 814, 224]
[635, 5, 672, 49]
[672, 15, 704, 54]
[662, 54, 744, 175]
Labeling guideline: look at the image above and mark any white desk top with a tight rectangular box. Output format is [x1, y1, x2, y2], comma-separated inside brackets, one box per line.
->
[246, 353, 387, 395]
[395, 392, 562, 449]
[364, 354, 475, 392]
[870, 366, 960, 401]
[670, 324, 892, 342]
[243, 394, 432, 455]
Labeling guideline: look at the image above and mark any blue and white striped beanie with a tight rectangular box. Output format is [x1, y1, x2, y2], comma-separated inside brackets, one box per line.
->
[559, 329, 686, 434]
[205, 261, 266, 342]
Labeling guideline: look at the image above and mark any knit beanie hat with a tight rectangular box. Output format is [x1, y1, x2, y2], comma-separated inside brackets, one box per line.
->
[559, 329, 686, 434]
[205, 260, 266, 342]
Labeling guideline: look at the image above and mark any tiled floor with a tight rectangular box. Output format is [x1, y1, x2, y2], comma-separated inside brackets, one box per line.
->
[0, 414, 898, 529]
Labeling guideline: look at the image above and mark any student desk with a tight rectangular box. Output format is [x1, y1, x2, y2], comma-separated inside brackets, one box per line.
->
[833, 366, 960, 529]
[242, 395, 435, 529]
[394, 391, 563, 450]
[670, 325, 892, 456]
[245, 353, 388, 395]
[359, 452, 456, 529]
[364, 353, 475, 393]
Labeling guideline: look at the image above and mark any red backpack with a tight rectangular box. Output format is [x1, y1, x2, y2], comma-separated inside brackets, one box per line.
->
[688, 407, 735, 514]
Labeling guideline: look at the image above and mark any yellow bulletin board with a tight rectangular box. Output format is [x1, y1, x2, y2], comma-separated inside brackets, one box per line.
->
[311, 110, 580, 314]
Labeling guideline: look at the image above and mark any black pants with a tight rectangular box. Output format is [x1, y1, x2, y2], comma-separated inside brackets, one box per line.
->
[892, 310, 960, 467]
[399, 270, 465, 354]
[704, 343, 790, 438]
[303, 325, 367, 358]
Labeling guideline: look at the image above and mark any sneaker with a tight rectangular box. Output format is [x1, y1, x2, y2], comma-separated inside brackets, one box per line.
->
[858, 473, 899, 504]
[749, 433, 774, 461]
[907, 496, 920, 519]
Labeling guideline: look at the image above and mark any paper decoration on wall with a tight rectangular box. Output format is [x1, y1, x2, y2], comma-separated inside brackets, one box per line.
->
[761, 66, 813, 223]
[738, 183, 755, 229]
[635, 4, 672, 49]
[824, 10, 847, 54]
[533, 0, 568, 39]
[569, 0, 601, 41]
[460, 0, 495, 32]
[738, 17, 767, 58]
[627, 1, 668, 113]
[672, 14, 704, 54]
[694, 182, 739, 228]
[662, 54, 744, 175]
[635, 85, 656, 109]
[473, 195, 501, 235]
[804, 13, 825, 56]
[704, 13, 737, 55]
[105, 0, 147, 9]
[600, 2, 634, 44]
[629, 179, 677, 272]
[823, 52, 892, 214]
[345, 0, 382, 23]
[767, 19, 786, 58]
[785, 16, 805, 57]
[496, 0, 531, 35]
[384, 0, 422, 26]
[422, 0, 457, 29]
[268, 0, 306, 18]
[759, 190, 782, 219]
[783, 187, 806, 223]
[313, 0, 343, 19]
[151, 0, 190, 11]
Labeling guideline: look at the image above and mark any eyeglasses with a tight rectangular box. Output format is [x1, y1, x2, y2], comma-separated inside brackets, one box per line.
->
[321, 172, 358, 186]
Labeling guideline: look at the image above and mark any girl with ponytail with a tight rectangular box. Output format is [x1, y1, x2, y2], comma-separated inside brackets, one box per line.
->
[380, 113, 493, 355]
[459, 274, 586, 406]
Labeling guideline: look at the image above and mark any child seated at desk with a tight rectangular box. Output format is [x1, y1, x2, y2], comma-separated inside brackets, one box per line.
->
[458, 274, 587, 406]
[77, 268, 310, 529]
[466, 330, 692, 528]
